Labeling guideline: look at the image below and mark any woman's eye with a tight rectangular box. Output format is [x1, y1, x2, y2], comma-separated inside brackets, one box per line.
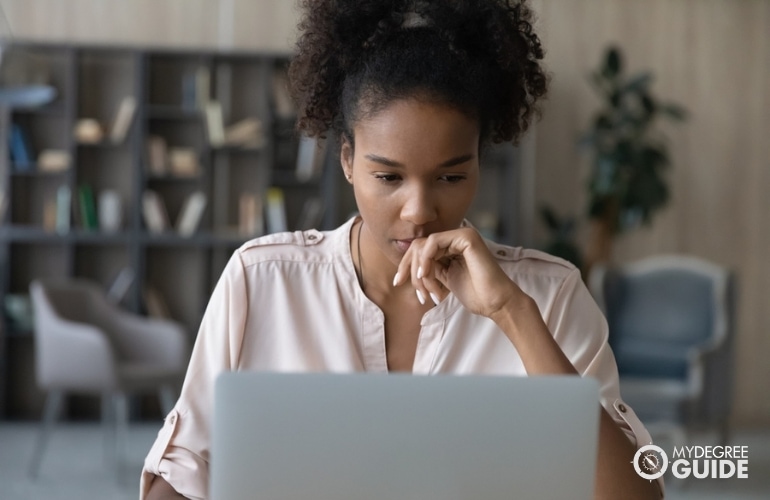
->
[441, 175, 466, 183]
[374, 174, 401, 183]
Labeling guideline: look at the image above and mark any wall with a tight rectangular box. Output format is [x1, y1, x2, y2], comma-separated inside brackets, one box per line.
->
[0, 0, 297, 52]
[3, 0, 769, 425]
[533, 0, 770, 426]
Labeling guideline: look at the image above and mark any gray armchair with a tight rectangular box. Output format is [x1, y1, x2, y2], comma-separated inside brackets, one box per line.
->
[28, 278, 191, 479]
[589, 255, 736, 449]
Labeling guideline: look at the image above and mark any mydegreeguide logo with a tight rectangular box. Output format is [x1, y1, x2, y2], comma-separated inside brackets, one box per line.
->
[632, 444, 749, 481]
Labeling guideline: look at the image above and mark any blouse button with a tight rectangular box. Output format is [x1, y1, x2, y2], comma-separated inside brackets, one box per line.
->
[618, 403, 627, 413]
[307, 235, 317, 241]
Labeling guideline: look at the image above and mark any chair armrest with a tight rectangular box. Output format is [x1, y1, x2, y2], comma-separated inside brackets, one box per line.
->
[35, 318, 118, 391]
[685, 339, 734, 421]
[102, 309, 190, 369]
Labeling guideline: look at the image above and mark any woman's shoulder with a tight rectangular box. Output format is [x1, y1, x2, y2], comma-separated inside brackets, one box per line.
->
[234, 223, 350, 267]
[485, 239, 579, 280]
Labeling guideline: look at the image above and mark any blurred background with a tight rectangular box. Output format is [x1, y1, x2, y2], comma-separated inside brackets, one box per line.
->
[0, 0, 767, 499]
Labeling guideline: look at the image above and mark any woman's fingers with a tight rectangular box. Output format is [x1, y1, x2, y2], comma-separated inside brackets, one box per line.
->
[395, 229, 476, 306]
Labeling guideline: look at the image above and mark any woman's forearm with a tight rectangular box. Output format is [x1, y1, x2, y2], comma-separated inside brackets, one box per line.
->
[490, 298, 660, 499]
[145, 475, 187, 500]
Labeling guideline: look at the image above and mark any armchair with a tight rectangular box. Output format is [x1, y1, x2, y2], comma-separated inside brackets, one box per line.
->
[589, 255, 736, 448]
[27, 278, 191, 479]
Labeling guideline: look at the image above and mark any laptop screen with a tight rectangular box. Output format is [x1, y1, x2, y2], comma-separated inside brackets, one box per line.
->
[211, 372, 600, 500]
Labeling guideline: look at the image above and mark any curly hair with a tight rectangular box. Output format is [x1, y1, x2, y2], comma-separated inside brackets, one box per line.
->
[288, 0, 548, 146]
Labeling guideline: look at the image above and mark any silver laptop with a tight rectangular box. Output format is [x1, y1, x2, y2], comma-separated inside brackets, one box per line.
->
[211, 372, 600, 500]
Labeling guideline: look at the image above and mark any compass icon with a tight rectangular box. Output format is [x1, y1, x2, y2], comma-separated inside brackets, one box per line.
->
[642, 452, 660, 472]
[632, 444, 668, 480]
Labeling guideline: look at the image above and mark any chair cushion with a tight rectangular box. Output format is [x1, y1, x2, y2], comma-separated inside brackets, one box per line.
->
[117, 363, 183, 392]
[605, 269, 715, 346]
[612, 338, 691, 380]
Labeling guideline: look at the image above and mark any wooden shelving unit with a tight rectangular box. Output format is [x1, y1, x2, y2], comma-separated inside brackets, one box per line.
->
[0, 42, 342, 418]
[0, 42, 529, 419]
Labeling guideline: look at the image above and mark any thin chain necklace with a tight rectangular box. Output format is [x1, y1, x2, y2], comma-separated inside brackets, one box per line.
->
[355, 220, 365, 291]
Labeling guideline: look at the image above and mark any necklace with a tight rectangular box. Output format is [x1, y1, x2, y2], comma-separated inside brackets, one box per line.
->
[355, 220, 365, 291]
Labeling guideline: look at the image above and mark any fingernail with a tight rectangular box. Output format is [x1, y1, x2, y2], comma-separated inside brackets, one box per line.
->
[416, 289, 425, 305]
[430, 292, 440, 306]
[392, 273, 400, 287]
[417, 266, 424, 279]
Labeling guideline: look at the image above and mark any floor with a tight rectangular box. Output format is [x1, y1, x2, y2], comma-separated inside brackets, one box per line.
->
[0, 421, 768, 499]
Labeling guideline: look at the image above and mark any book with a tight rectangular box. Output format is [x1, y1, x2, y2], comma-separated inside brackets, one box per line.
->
[109, 96, 137, 144]
[73, 118, 104, 143]
[9, 123, 34, 171]
[43, 198, 57, 232]
[55, 185, 71, 234]
[204, 101, 225, 147]
[0, 192, 7, 223]
[38, 149, 71, 172]
[272, 69, 296, 119]
[295, 135, 326, 182]
[239, 193, 264, 237]
[143, 286, 171, 319]
[77, 184, 98, 230]
[265, 187, 287, 234]
[224, 118, 264, 148]
[146, 135, 168, 176]
[297, 197, 324, 230]
[142, 190, 170, 234]
[168, 147, 200, 177]
[195, 65, 211, 109]
[176, 191, 207, 237]
[107, 267, 135, 305]
[98, 190, 123, 232]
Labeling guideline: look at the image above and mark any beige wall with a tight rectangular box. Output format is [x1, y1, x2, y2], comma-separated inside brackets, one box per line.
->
[1, 0, 298, 52]
[4, 0, 769, 425]
[533, 0, 770, 427]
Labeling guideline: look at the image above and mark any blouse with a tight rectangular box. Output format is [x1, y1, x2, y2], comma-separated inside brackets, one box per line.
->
[140, 217, 656, 500]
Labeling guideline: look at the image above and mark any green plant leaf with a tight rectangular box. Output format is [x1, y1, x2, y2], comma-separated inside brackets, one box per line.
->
[539, 205, 560, 231]
[661, 103, 689, 121]
[603, 46, 622, 78]
[641, 93, 656, 116]
[623, 72, 654, 93]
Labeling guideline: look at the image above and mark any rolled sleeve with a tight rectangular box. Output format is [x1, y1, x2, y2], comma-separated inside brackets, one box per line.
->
[545, 267, 665, 496]
[139, 250, 249, 500]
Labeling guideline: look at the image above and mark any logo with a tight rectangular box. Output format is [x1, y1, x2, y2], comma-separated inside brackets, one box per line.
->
[632, 444, 750, 480]
[632, 444, 668, 481]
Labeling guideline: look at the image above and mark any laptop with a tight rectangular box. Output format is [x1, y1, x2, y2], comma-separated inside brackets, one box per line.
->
[211, 372, 600, 500]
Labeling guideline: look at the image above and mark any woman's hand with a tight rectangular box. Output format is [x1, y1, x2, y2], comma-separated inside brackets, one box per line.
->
[392, 227, 525, 318]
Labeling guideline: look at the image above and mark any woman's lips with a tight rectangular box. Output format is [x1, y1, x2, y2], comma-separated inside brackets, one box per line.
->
[394, 239, 415, 253]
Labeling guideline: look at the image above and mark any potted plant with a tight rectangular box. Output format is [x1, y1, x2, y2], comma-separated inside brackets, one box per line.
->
[581, 45, 688, 273]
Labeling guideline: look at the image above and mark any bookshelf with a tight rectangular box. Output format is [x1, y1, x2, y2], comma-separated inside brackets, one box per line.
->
[0, 43, 530, 419]
[0, 42, 342, 419]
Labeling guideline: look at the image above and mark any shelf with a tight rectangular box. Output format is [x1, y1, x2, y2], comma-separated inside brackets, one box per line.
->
[4, 327, 33, 339]
[0, 226, 133, 244]
[146, 173, 203, 182]
[76, 141, 122, 149]
[146, 105, 202, 120]
[271, 170, 322, 187]
[0, 44, 340, 418]
[11, 103, 67, 117]
[141, 230, 250, 247]
[0, 226, 67, 243]
[211, 145, 265, 154]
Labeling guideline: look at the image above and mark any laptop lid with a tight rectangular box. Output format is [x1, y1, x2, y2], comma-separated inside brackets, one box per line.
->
[211, 372, 600, 500]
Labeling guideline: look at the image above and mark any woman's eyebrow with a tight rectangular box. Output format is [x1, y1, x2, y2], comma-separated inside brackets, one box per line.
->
[364, 153, 475, 168]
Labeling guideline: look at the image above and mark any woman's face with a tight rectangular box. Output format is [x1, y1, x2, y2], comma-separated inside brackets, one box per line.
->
[341, 98, 480, 267]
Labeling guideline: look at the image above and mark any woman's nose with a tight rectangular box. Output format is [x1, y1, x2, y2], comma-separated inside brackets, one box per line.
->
[399, 184, 437, 226]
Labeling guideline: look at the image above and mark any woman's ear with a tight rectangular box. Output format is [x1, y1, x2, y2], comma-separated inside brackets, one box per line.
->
[340, 138, 353, 184]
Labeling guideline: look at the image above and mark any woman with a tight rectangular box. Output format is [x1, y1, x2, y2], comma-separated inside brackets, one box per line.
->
[143, 1, 662, 498]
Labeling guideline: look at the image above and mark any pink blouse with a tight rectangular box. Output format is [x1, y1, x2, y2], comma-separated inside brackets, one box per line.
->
[140, 217, 656, 500]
